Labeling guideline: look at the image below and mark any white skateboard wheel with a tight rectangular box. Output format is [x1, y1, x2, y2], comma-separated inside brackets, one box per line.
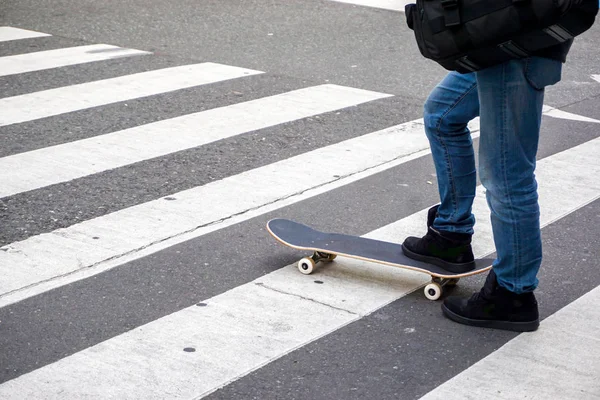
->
[298, 257, 316, 275]
[424, 282, 442, 301]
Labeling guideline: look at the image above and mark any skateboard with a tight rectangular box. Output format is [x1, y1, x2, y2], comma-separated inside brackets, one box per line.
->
[266, 218, 494, 301]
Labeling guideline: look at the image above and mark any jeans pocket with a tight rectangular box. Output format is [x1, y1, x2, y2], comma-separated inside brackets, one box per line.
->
[524, 56, 563, 91]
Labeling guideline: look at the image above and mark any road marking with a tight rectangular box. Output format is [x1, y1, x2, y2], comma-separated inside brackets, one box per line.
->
[420, 285, 600, 400]
[0, 85, 390, 197]
[0, 26, 50, 42]
[0, 117, 468, 306]
[592, 75, 600, 84]
[0, 63, 263, 127]
[329, 0, 410, 11]
[0, 104, 574, 304]
[0, 134, 598, 398]
[0, 44, 150, 77]
[543, 105, 600, 123]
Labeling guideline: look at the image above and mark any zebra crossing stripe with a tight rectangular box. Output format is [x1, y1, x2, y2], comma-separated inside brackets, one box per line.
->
[0, 44, 150, 77]
[0, 104, 575, 304]
[0, 84, 391, 197]
[330, 0, 410, 11]
[0, 26, 51, 42]
[0, 106, 570, 304]
[0, 117, 459, 305]
[0, 135, 598, 399]
[0, 63, 263, 127]
[420, 285, 600, 400]
[542, 105, 600, 123]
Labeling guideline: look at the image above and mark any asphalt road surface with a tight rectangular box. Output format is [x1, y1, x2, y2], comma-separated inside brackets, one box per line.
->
[1, 1, 599, 398]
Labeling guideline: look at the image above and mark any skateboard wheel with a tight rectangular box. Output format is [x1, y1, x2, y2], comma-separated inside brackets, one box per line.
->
[298, 257, 316, 275]
[424, 283, 442, 301]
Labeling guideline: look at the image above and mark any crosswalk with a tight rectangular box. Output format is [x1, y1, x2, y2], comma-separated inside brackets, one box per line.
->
[0, 84, 387, 197]
[0, 27, 50, 42]
[421, 285, 600, 399]
[329, 0, 411, 11]
[0, 44, 150, 77]
[1, 26, 599, 399]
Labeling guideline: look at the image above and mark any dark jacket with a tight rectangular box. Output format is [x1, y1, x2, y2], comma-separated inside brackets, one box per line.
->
[533, 40, 573, 62]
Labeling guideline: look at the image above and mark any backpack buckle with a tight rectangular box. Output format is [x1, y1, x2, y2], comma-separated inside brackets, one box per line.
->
[441, 0, 461, 27]
[441, 0, 458, 8]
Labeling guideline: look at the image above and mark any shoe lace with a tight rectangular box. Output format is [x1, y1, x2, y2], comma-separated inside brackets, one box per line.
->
[466, 271, 500, 310]
[469, 289, 485, 303]
[469, 284, 494, 304]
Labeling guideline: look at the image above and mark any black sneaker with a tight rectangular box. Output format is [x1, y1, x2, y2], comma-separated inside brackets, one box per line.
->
[442, 270, 540, 332]
[402, 205, 475, 273]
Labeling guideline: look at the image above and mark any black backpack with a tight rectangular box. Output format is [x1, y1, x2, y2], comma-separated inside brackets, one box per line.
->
[405, 0, 598, 73]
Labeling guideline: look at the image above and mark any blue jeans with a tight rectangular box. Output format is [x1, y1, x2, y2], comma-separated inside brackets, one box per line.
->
[423, 57, 563, 293]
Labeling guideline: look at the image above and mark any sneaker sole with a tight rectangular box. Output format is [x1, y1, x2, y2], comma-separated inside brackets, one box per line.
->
[441, 303, 540, 332]
[402, 244, 475, 273]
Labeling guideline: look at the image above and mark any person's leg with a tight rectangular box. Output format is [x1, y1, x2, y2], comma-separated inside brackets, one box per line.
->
[442, 56, 563, 332]
[479, 56, 563, 293]
[402, 71, 480, 272]
[424, 72, 480, 234]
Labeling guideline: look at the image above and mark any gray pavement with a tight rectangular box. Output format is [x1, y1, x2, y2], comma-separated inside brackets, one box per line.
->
[1, 1, 599, 398]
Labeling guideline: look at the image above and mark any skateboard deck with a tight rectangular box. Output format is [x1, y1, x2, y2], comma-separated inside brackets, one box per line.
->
[267, 218, 494, 300]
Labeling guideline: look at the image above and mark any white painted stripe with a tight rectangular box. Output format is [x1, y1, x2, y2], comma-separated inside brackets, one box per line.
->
[330, 0, 409, 11]
[0, 117, 456, 304]
[1, 119, 479, 308]
[542, 105, 600, 123]
[0, 105, 570, 304]
[0, 85, 391, 198]
[0, 134, 598, 399]
[592, 74, 600, 83]
[420, 286, 600, 400]
[0, 63, 263, 126]
[0, 44, 150, 77]
[0, 27, 50, 42]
